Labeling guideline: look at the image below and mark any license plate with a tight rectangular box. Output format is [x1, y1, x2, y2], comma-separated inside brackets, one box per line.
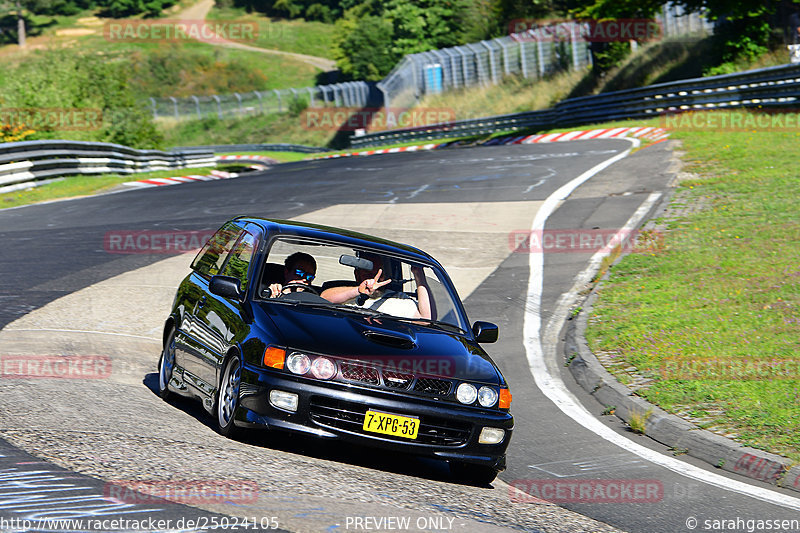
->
[363, 410, 419, 439]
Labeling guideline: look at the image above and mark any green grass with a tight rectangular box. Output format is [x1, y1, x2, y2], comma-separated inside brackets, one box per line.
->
[585, 110, 800, 462]
[418, 69, 587, 120]
[0, 167, 215, 209]
[159, 112, 340, 148]
[73, 36, 320, 95]
[225, 151, 310, 162]
[207, 7, 336, 60]
[0, 15, 322, 99]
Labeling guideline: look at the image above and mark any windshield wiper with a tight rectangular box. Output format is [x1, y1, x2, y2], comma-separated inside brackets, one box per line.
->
[387, 316, 465, 333]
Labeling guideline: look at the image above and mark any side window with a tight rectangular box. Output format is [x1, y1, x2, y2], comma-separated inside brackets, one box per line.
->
[220, 231, 256, 289]
[191, 222, 242, 278]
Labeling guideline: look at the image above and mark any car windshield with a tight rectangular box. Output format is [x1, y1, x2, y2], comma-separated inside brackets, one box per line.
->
[260, 237, 469, 333]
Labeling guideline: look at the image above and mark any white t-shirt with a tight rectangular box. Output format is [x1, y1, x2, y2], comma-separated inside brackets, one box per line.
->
[350, 291, 419, 318]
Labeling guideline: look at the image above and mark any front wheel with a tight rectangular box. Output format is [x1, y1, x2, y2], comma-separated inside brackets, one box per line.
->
[217, 353, 242, 438]
[449, 461, 499, 485]
[158, 329, 176, 400]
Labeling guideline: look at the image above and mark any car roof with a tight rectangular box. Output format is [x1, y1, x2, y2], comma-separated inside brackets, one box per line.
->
[234, 217, 438, 265]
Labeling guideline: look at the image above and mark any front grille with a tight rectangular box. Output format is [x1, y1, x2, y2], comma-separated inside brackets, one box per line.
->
[308, 397, 471, 446]
[383, 371, 413, 389]
[340, 362, 379, 385]
[414, 378, 451, 395]
[334, 358, 454, 399]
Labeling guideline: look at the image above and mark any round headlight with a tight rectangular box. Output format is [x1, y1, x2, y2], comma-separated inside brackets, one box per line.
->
[456, 382, 478, 404]
[311, 357, 336, 380]
[286, 352, 311, 375]
[478, 386, 499, 407]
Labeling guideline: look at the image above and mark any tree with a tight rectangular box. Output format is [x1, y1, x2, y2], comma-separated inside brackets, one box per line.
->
[573, 0, 778, 68]
[333, 12, 396, 80]
[333, 0, 485, 80]
[384, 0, 472, 54]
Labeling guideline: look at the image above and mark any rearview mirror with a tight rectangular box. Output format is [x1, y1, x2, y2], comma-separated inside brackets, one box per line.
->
[209, 275, 242, 300]
[340, 254, 374, 270]
[472, 321, 498, 343]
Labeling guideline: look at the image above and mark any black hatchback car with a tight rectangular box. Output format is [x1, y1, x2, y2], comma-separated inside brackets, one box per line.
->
[159, 217, 513, 483]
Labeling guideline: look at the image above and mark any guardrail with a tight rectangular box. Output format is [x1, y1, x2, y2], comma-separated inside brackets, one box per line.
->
[352, 62, 800, 148]
[169, 143, 327, 154]
[0, 140, 215, 191]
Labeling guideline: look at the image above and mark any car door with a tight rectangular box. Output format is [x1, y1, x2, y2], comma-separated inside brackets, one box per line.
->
[193, 225, 260, 395]
[174, 222, 243, 397]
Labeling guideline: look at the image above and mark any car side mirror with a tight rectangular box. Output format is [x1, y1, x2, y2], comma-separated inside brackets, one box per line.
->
[472, 321, 498, 343]
[209, 275, 242, 300]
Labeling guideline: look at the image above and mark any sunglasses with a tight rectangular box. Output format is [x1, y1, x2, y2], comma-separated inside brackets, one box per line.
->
[293, 268, 315, 281]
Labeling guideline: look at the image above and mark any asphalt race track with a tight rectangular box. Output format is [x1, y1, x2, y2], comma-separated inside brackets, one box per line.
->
[1, 141, 799, 532]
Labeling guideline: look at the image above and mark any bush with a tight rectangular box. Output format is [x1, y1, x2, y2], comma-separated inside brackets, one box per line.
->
[0, 123, 37, 144]
[333, 13, 397, 81]
[0, 50, 163, 149]
[592, 42, 631, 75]
[288, 95, 309, 116]
[305, 3, 333, 22]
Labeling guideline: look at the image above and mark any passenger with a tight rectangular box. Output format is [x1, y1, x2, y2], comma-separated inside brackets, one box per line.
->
[268, 252, 317, 298]
[321, 253, 431, 319]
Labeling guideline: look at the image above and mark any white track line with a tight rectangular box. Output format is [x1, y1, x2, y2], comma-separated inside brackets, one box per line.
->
[523, 138, 800, 511]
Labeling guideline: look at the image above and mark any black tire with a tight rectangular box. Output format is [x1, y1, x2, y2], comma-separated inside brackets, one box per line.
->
[449, 461, 499, 485]
[158, 328, 176, 400]
[216, 353, 242, 438]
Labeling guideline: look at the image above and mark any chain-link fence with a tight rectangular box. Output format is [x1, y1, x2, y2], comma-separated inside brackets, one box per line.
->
[153, 4, 712, 121]
[377, 23, 592, 111]
[149, 81, 375, 121]
[378, 6, 713, 111]
[658, 2, 714, 36]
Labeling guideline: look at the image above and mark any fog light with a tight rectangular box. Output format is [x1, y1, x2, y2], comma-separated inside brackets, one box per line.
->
[478, 427, 505, 444]
[269, 390, 298, 412]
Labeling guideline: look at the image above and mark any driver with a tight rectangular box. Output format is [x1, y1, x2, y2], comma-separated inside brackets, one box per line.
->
[320, 253, 431, 319]
[268, 252, 317, 298]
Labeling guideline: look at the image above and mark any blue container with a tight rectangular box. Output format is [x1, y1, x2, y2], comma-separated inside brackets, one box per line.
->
[424, 63, 443, 94]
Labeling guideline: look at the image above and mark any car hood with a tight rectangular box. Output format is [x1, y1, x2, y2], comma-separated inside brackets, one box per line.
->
[257, 302, 501, 384]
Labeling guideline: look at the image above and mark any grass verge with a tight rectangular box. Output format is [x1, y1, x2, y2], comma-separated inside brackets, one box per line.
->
[224, 151, 310, 162]
[585, 111, 800, 462]
[158, 113, 339, 148]
[418, 69, 586, 120]
[0, 167, 215, 209]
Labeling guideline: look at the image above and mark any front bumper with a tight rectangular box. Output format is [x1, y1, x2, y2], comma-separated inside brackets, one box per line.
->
[237, 364, 513, 470]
